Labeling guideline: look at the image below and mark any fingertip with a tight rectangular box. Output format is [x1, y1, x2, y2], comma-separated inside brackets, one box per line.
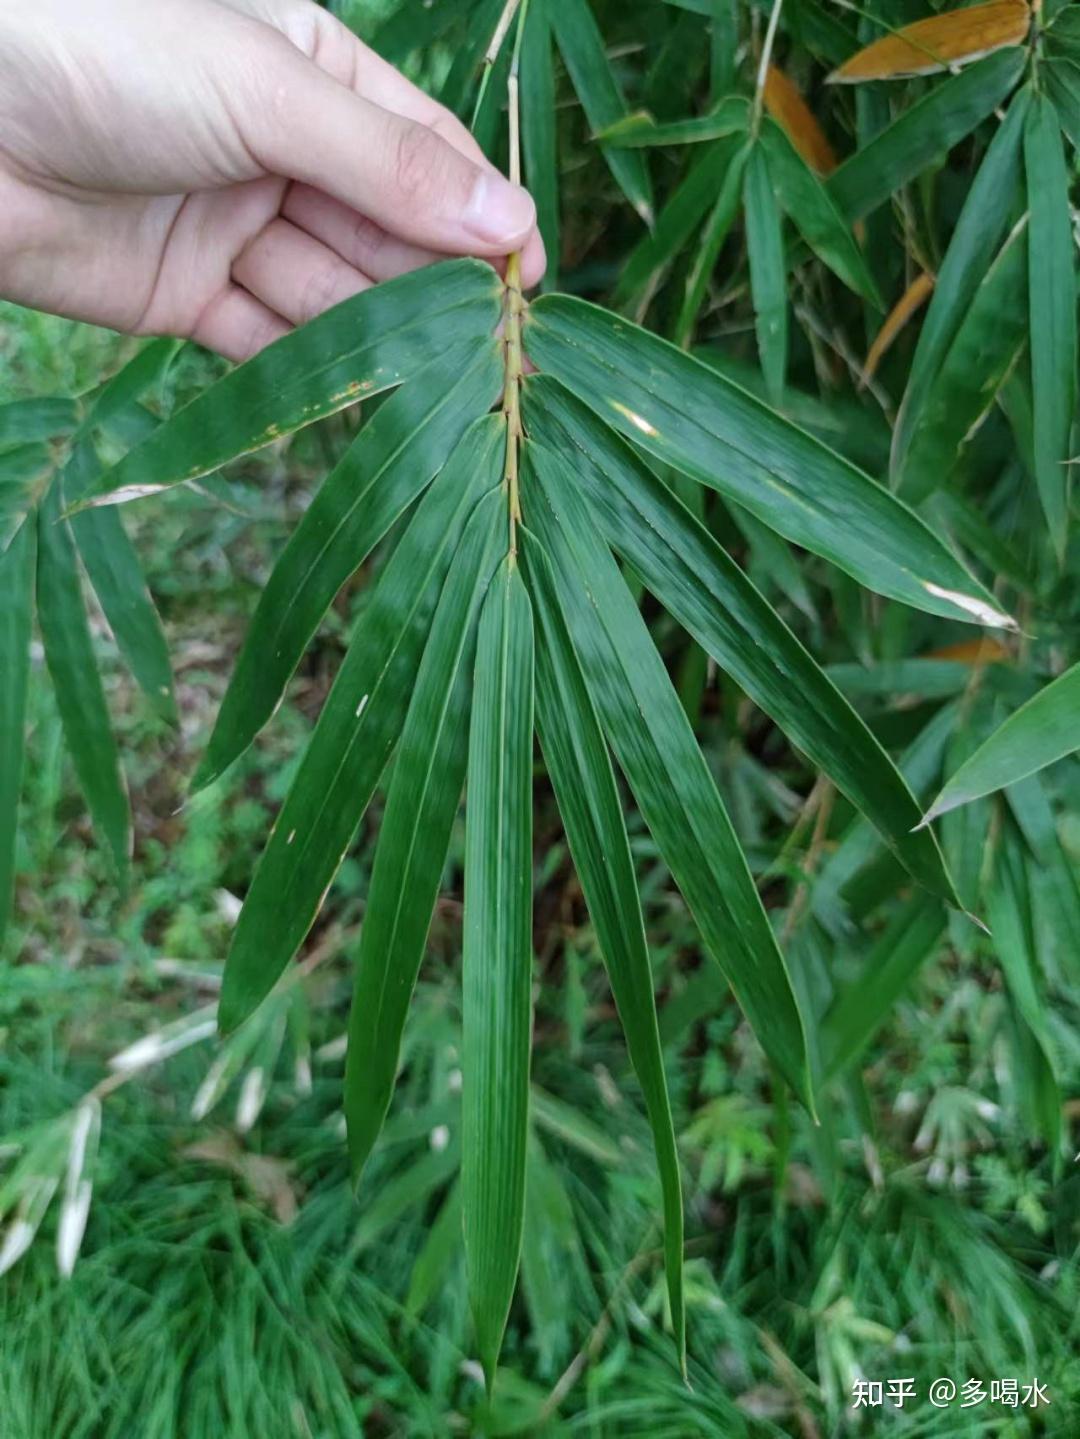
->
[519, 227, 548, 291]
[463, 172, 537, 249]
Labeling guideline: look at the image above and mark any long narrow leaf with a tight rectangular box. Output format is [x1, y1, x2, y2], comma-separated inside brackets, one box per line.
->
[0, 520, 34, 947]
[924, 663, 1080, 824]
[524, 294, 1014, 627]
[1024, 92, 1076, 555]
[744, 145, 789, 406]
[520, 446, 814, 1112]
[519, 526, 685, 1369]
[78, 259, 502, 507]
[344, 489, 503, 1178]
[827, 49, 1026, 223]
[524, 379, 958, 905]
[892, 87, 1029, 483]
[462, 555, 535, 1387]
[218, 422, 504, 1034]
[36, 486, 130, 877]
[521, 0, 560, 288]
[196, 343, 501, 787]
[551, 0, 654, 224]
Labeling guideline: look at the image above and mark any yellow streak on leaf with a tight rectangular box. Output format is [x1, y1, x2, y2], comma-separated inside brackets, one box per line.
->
[763, 65, 838, 175]
[829, 0, 1030, 83]
[925, 636, 1011, 662]
[861, 271, 936, 386]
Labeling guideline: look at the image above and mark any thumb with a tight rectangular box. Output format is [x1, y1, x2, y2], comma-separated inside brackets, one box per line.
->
[243, 34, 536, 256]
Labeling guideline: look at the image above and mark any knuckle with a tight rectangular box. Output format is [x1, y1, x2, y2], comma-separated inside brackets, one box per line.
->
[298, 262, 344, 322]
[391, 121, 443, 203]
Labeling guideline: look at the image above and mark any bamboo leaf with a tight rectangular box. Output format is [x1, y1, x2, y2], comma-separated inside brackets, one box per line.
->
[924, 663, 1080, 824]
[0, 519, 34, 947]
[344, 488, 503, 1179]
[764, 65, 837, 174]
[524, 379, 958, 906]
[0, 398, 79, 450]
[462, 555, 535, 1388]
[759, 118, 882, 307]
[519, 525, 685, 1370]
[897, 218, 1029, 502]
[614, 134, 747, 315]
[196, 343, 502, 788]
[524, 294, 1014, 627]
[596, 96, 750, 147]
[78, 259, 502, 508]
[63, 440, 176, 724]
[891, 86, 1029, 480]
[675, 140, 750, 348]
[827, 49, 1026, 222]
[36, 485, 130, 878]
[828, 0, 1030, 83]
[520, 445, 814, 1112]
[820, 897, 946, 1080]
[520, 0, 560, 286]
[551, 0, 654, 224]
[1024, 92, 1076, 555]
[743, 145, 789, 406]
[862, 271, 935, 386]
[217, 421, 504, 1034]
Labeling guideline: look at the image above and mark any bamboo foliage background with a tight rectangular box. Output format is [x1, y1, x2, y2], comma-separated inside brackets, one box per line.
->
[2, 0, 1080, 1414]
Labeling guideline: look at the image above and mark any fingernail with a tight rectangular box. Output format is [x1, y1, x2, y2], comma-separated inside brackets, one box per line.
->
[464, 173, 536, 245]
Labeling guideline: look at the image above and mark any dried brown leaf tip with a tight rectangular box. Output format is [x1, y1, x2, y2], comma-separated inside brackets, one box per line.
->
[861, 271, 935, 386]
[764, 65, 838, 174]
[829, 0, 1031, 83]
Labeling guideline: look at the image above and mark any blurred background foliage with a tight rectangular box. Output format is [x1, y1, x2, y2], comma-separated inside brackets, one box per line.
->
[2, 0, 1080, 1433]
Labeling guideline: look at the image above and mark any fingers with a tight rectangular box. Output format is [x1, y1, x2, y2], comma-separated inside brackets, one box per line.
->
[231, 217, 372, 325]
[191, 285, 291, 363]
[242, 32, 537, 257]
[282, 184, 440, 284]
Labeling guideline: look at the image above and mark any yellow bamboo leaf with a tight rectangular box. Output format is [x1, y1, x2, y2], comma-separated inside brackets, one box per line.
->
[829, 0, 1031, 83]
[763, 65, 838, 174]
[925, 636, 1012, 663]
[861, 271, 936, 386]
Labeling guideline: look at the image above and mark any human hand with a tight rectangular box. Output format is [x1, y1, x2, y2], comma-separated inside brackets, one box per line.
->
[0, 0, 544, 360]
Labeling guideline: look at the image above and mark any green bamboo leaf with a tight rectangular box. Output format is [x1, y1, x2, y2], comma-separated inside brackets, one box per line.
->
[1044, 58, 1080, 150]
[0, 519, 34, 948]
[196, 343, 501, 788]
[440, 0, 507, 115]
[1, 442, 54, 552]
[81, 338, 183, 437]
[820, 897, 946, 1081]
[524, 379, 958, 906]
[674, 140, 750, 349]
[1024, 93, 1076, 555]
[520, 446, 814, 1112]
[596, 95, 750, 147]
[743, 145, 788, 406]
[63, 440, 176, 723]
[986, 834, 1061, 1154]
[217, 422, 504, 1034]
[891, 88, 1030, 484]
[827, 49, 1026, 223]
[615, 133, 747, 315]
[77, 259, 502, 508]
[524, 294, 1014, 628]
[759, 117, 882, 307]
[521, 0, 560, 287]
[551, 0, 654, 224]
[0, 398, 79, 449]
[344, 488, 503, 1179]
[924, 663, 1080, 824]
[36, 485, 130, 878]
[518, 526, 685, 1371]
[897, 219, 1029, 503]
[462, 555, 535, 1388]
[405, 1180, 462, 1318]
[374, 0, 471, 66]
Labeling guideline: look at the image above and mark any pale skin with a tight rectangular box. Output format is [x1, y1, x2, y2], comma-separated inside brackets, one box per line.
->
[0, 0, 545, 362]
